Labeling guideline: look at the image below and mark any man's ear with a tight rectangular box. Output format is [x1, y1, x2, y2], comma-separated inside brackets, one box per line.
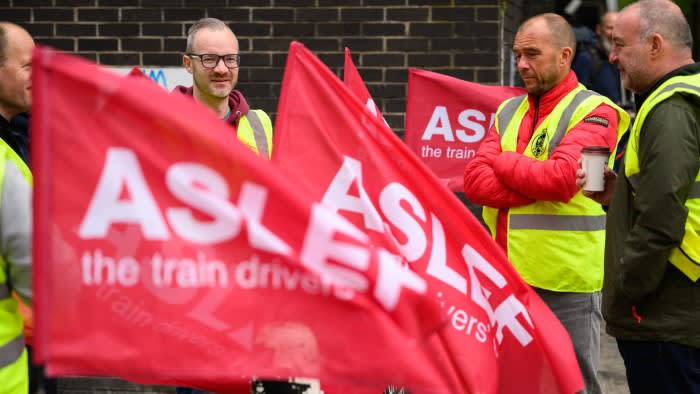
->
[183, 55, 193, 74]
[560, 46, 573, 67]
[649, 33, 664, 59]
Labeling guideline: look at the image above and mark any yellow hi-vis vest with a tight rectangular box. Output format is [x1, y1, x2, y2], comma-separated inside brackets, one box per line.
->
[483, 85, 630, 292]
[0, 139, 31, 394]
[237, 109, 273, 158]
[624, 74, 700, 282]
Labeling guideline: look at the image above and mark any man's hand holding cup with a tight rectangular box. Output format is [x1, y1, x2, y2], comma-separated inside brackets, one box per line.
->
[576, 146, 616, 206]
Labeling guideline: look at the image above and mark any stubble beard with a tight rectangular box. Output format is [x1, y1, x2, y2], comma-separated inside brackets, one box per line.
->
[195, 74, 231, 100]
[527, 74, 557, 96]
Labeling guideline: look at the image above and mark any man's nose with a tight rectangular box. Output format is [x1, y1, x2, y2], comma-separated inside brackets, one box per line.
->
[214, 58, 229, 73]
[517, 57, 529, 71]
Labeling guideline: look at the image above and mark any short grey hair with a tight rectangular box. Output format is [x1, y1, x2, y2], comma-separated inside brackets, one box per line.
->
[186, 17, 232, 53]
[637, 0, 692, 49]
[0, 23, 7, 65]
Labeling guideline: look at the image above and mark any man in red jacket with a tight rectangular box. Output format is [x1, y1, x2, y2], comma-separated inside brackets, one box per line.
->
[464, 13, 628, 394]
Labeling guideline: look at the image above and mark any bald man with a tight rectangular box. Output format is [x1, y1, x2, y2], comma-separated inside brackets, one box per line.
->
[0, 22, 33, 160]
[464, 13, 629, 393]
[578, 0, 700, 392]
[0, 21, 34, 393]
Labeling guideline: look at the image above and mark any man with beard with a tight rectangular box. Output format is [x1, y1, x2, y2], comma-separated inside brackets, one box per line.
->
[464, 13, 629, 394]
[578, 0, 700, 392]
[174, 17, 273, 159]
[572, 11, 624, 105]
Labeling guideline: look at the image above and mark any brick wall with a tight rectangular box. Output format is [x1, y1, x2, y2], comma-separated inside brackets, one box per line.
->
[4, 2, 551, 392]
[3, 0, 520, 133]
[501, 0, 522, 85]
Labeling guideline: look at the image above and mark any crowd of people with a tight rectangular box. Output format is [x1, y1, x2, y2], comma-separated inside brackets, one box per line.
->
[0, 0, 698, 393]
[466, 1, 699, 393]
[464, 13, 627, 393]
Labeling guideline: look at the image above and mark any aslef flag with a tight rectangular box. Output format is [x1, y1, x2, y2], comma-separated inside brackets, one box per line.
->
[274, 41, 584, 393]
[32, 46, 468, 393]
[343, 47, 390, 129]
[405, 69, 525, 191]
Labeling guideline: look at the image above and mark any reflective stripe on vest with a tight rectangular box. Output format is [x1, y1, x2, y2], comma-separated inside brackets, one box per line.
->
[237, 109, 273, 159]
[496, 94, 526, 143]
[624, 75, 700, 281]
[509, 214, 607, 231]
[245, 110, 269, 159]
[548, 90, 599, 157]
[484, 85, 629, 291]
[497, 90, 601, 159]
[0, 140, 30, 379]
[0, 334, 24, 369]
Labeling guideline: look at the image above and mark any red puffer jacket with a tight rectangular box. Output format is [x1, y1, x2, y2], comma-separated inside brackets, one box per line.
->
[464, 71, 619, 252]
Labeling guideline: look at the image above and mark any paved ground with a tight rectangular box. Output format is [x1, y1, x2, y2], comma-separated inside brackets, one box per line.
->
[599, 327, 630, 394]
[52, 327, 630, 393]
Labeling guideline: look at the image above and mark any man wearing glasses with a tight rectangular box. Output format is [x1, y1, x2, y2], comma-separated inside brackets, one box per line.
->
[174, 17, 304, 394]
[174, 17, 273, 159]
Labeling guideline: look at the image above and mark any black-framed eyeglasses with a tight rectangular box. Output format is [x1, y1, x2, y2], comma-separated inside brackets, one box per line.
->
[187, 53, 241, 69]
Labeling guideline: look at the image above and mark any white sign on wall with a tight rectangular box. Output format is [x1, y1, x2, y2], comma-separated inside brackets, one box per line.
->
[111, 67, 192, 90]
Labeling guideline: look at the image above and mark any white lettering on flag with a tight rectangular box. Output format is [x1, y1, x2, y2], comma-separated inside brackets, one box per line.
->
[79, 148, 169, 239]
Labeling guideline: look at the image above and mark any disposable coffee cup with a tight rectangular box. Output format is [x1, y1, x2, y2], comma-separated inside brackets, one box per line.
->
[581, 146, 611, 192]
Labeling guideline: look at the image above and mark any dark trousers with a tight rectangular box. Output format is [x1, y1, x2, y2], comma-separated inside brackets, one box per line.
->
[175, 388, 211, 394]
[617, 340, 700, 394]
[27, 346, 57, 394]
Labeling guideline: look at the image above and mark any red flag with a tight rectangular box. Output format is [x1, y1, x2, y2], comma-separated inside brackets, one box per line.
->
[405, 69, 524, 191]
[32, 46, 459, 393]
[274, 42, 583, 393]
[343, 48, 389, 128]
